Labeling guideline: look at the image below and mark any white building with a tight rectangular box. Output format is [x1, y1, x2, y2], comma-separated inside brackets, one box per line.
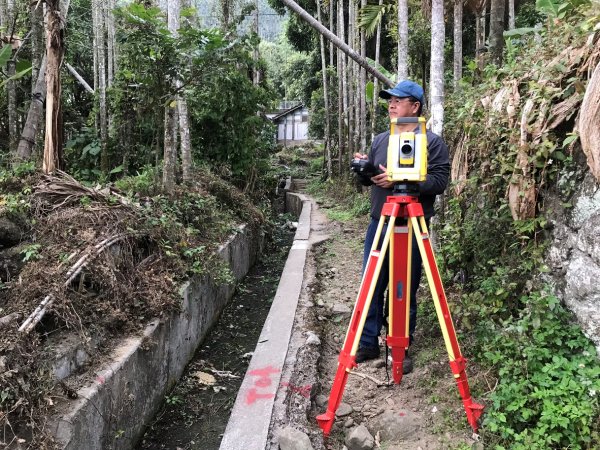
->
[267, 103, 309, 146]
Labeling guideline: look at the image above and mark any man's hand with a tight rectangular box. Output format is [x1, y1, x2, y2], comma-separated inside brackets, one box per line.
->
[354, 152, 368, 160]
[371, 164, 394, 189]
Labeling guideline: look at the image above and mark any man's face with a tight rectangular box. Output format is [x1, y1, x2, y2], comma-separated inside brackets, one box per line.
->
[387, 96, 420, 119]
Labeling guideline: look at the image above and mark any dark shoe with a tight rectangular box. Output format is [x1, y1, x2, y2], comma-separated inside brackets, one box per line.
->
[388, 352, 414, 374]
[355, 346, 380, 363]
[402, 354, 413, 374]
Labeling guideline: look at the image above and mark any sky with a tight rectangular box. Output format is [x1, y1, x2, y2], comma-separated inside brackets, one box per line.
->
[196, 0, 286, 42]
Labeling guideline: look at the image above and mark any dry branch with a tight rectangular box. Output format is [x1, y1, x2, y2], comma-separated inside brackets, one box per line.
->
[349, 370, 390, 386]
[19, 232, 137, 334]
[451, 133, 469, 196]
[34, 171, 136, 211]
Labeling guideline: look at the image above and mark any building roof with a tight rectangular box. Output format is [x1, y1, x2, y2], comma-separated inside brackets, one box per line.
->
[270, 103, 305, 122]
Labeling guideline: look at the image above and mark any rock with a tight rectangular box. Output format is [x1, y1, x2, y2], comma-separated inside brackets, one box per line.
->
[315, 394, 328, 407]
[344, 418, 355, 428]
[332, 303, 351, 314]
[369, 409, 420, 441]
[305, 331, 321, 346]
[276, 426, 314, 450]
[0, 245, 26, 282]
[336, 402, 354, 417]
[0, 217, 21, 248]
[372, 360, 386, 369]
[345, 425, 374, 450]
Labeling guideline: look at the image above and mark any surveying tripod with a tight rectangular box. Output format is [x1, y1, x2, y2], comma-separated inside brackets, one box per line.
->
[316, 183, 484, 437]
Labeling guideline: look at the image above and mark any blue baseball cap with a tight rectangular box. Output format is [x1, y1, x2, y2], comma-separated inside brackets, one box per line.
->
[379, 80, 425, 105]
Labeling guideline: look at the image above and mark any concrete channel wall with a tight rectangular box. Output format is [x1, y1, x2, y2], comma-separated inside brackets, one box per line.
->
[220, 190, 312, 450]
[50, 224, 263, 450]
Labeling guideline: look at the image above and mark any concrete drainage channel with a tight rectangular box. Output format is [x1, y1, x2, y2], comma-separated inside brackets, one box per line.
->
[48, 183, 322, 450]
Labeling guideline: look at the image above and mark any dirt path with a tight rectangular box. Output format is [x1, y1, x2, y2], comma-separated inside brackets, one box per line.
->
[303, 202, 481, 449]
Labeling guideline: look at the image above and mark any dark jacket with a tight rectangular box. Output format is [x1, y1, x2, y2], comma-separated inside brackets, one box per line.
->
[362, 129, 450, 219]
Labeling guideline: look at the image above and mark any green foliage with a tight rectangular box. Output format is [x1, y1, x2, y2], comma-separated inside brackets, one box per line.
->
[307, 178, 370, 222]
[0, 45, 32, 89]
[21, 244, 42, 262]
[358, 4, 389, 38]
[81, 4, 279, 188]
[114, 165, 160, 197]
[439, 11, 600, 448]
[536, 0, 591, 18]
[477, 291, 600, 448]
[65, 127, 103, 182]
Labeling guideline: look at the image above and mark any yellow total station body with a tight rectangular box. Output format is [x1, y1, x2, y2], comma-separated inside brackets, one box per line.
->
[386, 116, 428, 183]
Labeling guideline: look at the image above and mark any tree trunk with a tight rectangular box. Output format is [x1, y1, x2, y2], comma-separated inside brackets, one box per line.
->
[371, 0, 383, 141]
[162, 106, 176, 193]
[7, 0, 17, 152]
[397, 0, 408, 81]
[106, 0, 116, 86]
[329, 0, 334, 67]
[16, 0, 70, 163]
[16, 57, 47, 161]
[93, 0, 109, 173]
[360, 0, 366, 151]
[430, 0, 445, 135]
[281, 0, 394, 87]
[44, 0, 65, 174]
[317, 0, 331, 178]
[30, 1, 44, 93]
[0, 0, 6, 33]
[347, 0, 354, 159]
[65, 63, 94, 93]
[508, 0, 515, 30]
[254, 0, 261, 85]
[489, 0, 504, 64]
[340, 0, 350, 173]
[453, 0, 463, 89]
[220, 0, 230, 30]
[337, 0, 343, 176]
[169, 0, 192, 184]
[475, 1, 487, 69]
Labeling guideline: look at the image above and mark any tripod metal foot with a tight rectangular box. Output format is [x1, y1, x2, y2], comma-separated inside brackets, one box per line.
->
[450, 357, 484, 432]
[386, 335, 409, 384]
[316, 351, 357, 436]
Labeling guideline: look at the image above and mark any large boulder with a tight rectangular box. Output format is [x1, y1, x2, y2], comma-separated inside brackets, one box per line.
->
[345, 424, 374, 450]
[277, 426, 314, 450]
[368, 409, 421, 442]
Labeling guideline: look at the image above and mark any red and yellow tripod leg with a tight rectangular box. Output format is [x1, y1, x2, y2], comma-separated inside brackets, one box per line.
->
[386, 217, 411, 384]
[408, 210, 484, 432]
[316, 204, 400, 436]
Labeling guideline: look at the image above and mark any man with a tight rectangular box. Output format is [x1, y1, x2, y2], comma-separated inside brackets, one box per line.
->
[353, 80, 450, 373]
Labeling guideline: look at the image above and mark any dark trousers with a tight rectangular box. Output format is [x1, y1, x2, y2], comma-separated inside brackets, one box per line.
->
[358, 217, 427, 349]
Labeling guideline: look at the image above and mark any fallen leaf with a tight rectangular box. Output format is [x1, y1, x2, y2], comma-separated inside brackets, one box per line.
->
[191, 371, 216, 385]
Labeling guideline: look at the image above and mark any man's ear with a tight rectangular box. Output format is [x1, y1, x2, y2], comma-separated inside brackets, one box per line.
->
[412, 102, 421, 115]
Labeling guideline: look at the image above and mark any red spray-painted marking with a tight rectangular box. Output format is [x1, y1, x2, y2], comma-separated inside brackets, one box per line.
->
[244, 366, 281, 405]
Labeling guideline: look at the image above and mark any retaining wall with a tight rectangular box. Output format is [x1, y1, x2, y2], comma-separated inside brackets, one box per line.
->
[50, 224, 263, 449]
